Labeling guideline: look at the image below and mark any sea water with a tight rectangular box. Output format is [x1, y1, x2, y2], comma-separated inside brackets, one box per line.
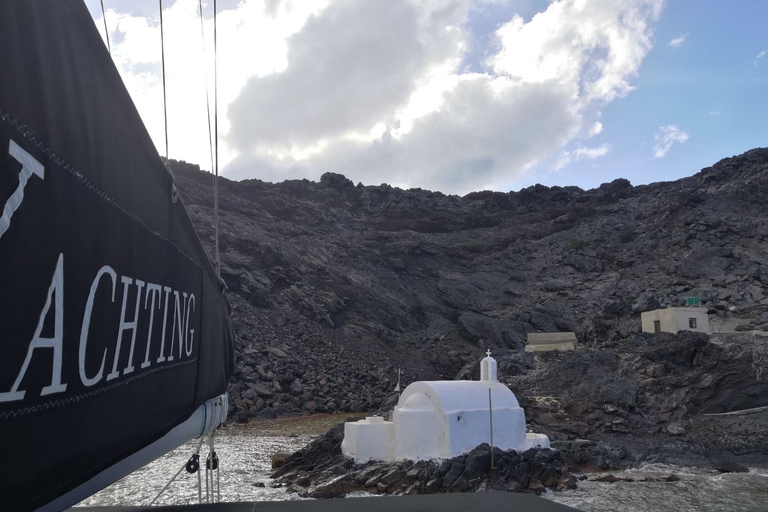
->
[77, 416, 768, 511]
[77, 415, 351, 506]
[545, 463, 768, 512]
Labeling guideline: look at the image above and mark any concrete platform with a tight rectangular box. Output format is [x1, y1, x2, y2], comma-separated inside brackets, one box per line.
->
[75, 491, 581, 511]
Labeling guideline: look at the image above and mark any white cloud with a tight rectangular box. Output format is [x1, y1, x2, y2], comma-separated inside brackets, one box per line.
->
[228, 74, 584, 191]
[588, 121, 604, 136]
[709, 110, 719, 116]
[88, 0, 664, 194]
[487, 0, 662, 106]
[555, 143, 610, 170]
[668, 33, 688, 47]
[755, 49, 767, 67]
[227, 0, 464, 150]
[652, 125, 688, 158]
[88, 0, 328, 170]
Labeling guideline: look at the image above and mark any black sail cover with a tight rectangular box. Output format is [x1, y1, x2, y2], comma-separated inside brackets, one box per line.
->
[0, 2, 235, 510]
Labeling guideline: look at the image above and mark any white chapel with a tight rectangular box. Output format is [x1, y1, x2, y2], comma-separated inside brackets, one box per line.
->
[341, 352, 550, 462]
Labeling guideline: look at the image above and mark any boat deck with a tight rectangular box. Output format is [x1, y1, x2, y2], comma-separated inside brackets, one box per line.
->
[75, 491, 580, 511]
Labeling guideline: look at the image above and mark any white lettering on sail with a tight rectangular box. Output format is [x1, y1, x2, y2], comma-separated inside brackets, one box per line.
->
[121, 279, 145, 376]
[0, 140, 45, 241]
[1, 254, 199, 403]
[156, 286, 173, 364]
[0, 253, 66, 402]
[141, 283, 162, 369]
[168, 291, 189, 362]
[79, 265, 117, 387]
[108, 277, 142, 380]
[185, 294, 196, 357]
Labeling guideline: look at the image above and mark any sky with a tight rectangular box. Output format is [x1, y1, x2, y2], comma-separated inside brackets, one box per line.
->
[84, 0, 768, 195]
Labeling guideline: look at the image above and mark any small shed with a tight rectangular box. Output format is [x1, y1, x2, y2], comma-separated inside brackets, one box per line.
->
[341, 353, 549, 462]
[525, 332, 577, 353]
[641, 307, 711, 334]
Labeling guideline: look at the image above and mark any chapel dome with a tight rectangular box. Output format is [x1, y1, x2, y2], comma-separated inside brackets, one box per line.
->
[398, 380, 520, 414]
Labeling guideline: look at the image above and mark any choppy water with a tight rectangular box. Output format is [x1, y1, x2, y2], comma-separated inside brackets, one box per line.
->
[77, 414, 357, 507]
[545, 464, 768, 512]
[78, 416, 768, 511]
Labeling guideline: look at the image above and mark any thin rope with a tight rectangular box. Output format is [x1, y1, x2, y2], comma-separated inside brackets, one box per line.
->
[205, 455, 210, 503]
[148, 462, 186, 506]
[213, 432, 220, 502]
[149, 436, 206, 506]
[203, 433, 221, 503]
[100, 0, 111, 55]
[209, 462, 214, 503]
[159, 0, 170, 164]
[207, 436, 212, 503]
[213, 0, 221, 278]
[197, 462, 203, 504]
[197, 435, 205, 504]
[215, 426, 221, 502]
[198, 0, 215, 180]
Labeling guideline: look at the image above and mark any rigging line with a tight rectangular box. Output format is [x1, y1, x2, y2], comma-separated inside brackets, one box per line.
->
[206, 433, 213, 503]
[148, 461, 186, 506]
[216, 452, 221, 503]
[206, 434, 216, 503]
[212, 431, 221, 502]
[149, 435, 206, 506]
[213, 0, 221, 279]
[198, 464, 203, 504]
[205, 456, 210, 503]
[198, 0, 215, 181]
[159, 0, 170, 165]
[100, 0, 111, 55]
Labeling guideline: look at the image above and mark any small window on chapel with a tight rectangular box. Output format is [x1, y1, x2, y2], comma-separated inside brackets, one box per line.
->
[689, 318, 697, 329]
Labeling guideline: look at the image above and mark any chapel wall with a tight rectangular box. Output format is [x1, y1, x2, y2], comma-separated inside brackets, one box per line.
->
[341, 417, 395, 462]
[393, 408, 442, 460]
[444, 407, 525, 457]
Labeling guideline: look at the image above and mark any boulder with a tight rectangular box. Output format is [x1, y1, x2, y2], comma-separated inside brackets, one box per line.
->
[248, 382, 274, 398]
[714, 461, 749, 473]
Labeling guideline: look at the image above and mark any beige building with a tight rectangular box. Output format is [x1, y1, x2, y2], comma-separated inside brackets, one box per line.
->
[525, 332, 576, 352]
[641, 307, 711, 334]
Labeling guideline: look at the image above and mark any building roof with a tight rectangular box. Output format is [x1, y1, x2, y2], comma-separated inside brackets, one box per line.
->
[397, 381, 520, 414]
[641, 307, 708, 314]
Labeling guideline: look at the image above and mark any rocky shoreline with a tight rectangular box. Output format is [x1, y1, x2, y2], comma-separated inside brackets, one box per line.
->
[271, 422, 578, 497]
[267, 419, 745, 499]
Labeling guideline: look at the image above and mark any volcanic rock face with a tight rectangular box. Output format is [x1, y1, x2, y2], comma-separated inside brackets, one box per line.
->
[173, 149, 768, 463]
[509, 331, 768, 466]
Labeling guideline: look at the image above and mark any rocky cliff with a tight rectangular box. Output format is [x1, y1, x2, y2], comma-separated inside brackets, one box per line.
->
[172, 148, 768, 463]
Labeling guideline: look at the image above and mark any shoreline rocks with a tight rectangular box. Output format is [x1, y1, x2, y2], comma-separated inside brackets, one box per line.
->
[266, 417, 765, 500]
[271, 423, 578, 498]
